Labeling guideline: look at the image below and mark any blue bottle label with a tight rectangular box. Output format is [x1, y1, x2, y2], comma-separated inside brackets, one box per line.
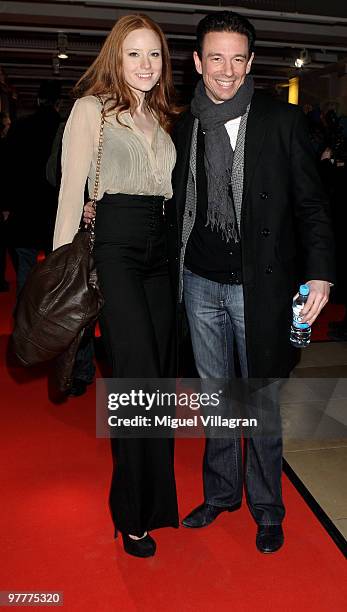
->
[292, 302, 310, 329]
[293, 322, 310, 329]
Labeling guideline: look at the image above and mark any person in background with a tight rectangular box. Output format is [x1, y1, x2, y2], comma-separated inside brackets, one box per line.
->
[319, 112, 347, 341]
[0, 111, 11, 291]
[53, 14, 180, 558]
[0, 110, 11, 138]
[46, 121, 95, 397]
[5, 80, 62, 295]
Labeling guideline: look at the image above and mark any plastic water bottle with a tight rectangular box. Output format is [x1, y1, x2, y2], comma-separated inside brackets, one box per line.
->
[290, 284, 311, 348]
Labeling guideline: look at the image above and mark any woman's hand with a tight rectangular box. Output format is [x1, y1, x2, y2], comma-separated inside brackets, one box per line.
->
[83, 201, 96, 227]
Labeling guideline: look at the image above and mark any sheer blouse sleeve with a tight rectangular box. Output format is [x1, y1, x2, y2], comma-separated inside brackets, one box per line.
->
[53, 97, 100, 250]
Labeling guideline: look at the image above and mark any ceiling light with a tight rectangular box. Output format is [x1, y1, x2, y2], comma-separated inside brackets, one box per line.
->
[294, 48, 310, 68]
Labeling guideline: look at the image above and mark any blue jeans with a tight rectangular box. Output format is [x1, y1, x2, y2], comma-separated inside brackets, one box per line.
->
[183, 267, 285, 525]
[15, 247, 38, 297]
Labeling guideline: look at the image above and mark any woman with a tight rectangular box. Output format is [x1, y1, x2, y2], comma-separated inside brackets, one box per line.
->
[0, 112, 11, 291]
[53, 14, 180, 558]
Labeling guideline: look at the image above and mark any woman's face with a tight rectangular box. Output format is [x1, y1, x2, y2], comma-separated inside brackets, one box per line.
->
[122, 28, 162, 97]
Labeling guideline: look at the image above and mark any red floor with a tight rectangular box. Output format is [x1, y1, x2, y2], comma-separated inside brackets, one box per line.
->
[0, 274, 346, 611]
[311, 302, 345, 341]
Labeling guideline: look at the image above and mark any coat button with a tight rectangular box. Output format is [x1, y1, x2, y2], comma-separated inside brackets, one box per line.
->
[260, 192, 269, 200]
[261, 228, 270, 237]
[265, 265, 273, 274]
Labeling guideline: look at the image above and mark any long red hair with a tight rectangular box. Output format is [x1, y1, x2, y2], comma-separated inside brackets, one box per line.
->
[73, 14, 180, 132]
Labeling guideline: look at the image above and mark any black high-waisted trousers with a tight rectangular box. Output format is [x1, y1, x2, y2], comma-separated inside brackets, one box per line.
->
[94, 193, 178, 536]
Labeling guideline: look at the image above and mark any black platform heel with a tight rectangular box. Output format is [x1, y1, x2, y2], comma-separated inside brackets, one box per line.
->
[120, 532, 156, 558]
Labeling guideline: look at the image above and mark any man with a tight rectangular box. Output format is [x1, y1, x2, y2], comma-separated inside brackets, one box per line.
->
[6, 80, 62, 295]
[167, 11, 334, 553]
[0, 111, 12, 291]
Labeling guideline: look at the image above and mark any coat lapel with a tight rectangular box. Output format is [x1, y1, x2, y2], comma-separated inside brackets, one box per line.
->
[172, 111, 195, 219]
[243, 93, 272, 204]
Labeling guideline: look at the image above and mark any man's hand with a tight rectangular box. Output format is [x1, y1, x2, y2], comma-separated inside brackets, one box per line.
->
[83, 201, 95, 227]
[298, 280, 331, 325]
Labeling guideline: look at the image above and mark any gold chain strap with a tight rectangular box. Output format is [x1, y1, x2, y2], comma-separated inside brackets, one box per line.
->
[89, 95, 105, 252]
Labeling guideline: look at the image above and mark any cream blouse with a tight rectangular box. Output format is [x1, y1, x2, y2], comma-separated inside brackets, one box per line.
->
[53, 95, 176, 249]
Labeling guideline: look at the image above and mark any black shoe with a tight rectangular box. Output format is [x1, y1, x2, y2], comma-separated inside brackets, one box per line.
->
[67, 378, 89, 397]
[120, 532, 156, 558]
[182, 502, 241, 528]
[256, 525, 284, 553]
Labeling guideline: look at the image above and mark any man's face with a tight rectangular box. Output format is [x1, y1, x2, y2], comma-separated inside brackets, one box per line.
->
[2, 117, 11, 136]
[193, 31, 254, 104]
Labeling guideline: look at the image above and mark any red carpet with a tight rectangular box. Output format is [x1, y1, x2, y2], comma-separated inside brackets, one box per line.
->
[0, 270, 346, 611]
[311, 303, 345, 342]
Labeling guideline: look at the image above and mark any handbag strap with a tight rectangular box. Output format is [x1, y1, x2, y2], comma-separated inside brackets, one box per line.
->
[89, 94, 106, 251]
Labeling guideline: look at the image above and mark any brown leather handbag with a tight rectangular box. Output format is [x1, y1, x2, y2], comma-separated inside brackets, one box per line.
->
[11, 97, 105, 392]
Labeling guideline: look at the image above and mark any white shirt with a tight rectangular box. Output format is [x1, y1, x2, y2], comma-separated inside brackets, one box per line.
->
[53, 96, 176, 249]
[224, 116, 242, 150]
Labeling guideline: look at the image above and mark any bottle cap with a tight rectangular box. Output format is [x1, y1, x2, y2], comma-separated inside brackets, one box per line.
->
[299, 284, 310, 296]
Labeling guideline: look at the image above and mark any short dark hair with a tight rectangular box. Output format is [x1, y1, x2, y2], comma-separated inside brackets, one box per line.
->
[196, 11, 256, 58]
[38, 80, 61, 105]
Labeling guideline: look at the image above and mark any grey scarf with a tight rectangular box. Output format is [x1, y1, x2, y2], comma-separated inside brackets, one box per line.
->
[191, 75, 254, 241]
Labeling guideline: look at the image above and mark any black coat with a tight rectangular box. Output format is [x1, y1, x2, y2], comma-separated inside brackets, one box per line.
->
[166, 92, 335, 377]
[5, 106, 61, 250]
